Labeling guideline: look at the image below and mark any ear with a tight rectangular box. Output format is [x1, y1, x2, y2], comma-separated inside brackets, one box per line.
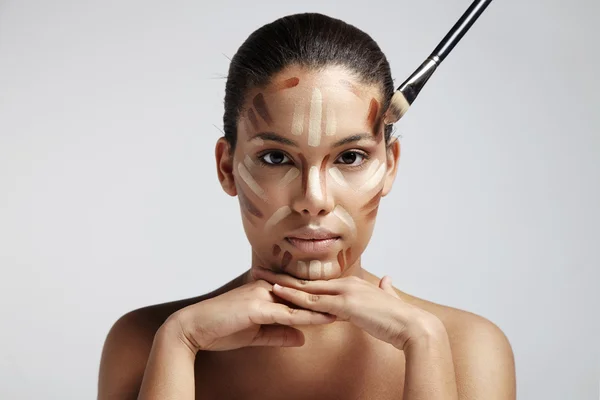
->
[381, 137, 400, 197]
[215, 137, 237, 197]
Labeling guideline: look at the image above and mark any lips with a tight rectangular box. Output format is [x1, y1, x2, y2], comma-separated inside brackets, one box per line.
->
[285, 227, 341, 254]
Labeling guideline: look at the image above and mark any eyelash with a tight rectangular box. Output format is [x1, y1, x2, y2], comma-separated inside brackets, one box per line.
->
[257, 149, 370, 170]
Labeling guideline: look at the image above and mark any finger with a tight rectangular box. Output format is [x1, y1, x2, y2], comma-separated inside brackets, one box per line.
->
[248, 301, 337, 326]
[252, 266, 344, 294]
[250, 325, 305, 347]
[271, 283, 343, 317]
[380, 276, 400, 298]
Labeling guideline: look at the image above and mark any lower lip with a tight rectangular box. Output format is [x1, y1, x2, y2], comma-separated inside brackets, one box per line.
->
[286, 237, 339, 253]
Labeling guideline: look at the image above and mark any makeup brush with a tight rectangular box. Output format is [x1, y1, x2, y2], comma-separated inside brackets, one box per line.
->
[383, 0, 494, 125]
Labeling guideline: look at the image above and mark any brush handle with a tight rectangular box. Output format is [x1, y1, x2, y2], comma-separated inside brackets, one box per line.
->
[429, 0, 493, 63]
[397, 0, 493, 104]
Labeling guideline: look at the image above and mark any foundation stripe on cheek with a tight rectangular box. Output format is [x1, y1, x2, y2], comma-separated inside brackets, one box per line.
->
[273, 245, 281, 257]
[333, 205, 356, 236]
[237, 163, 267, 201]
[361, 189, 383, 211]
[325, 105, 337, 136]
[308, 166, 323, 200]
[279, 167, 300, 187]
[292, 102, 305, 136]
[338, 250, 346, 271]
[359, 163, 386, 192]
[329, 167, 349, 188]
[308, 88, 322, 146]
[253, 93, 273, 125]
[243, 155, 255, 171]
[264, 206, 291, 231]
[238, 188, 263, 218]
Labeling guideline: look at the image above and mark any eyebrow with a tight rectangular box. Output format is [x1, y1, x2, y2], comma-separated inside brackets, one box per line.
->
[249, 132, 375, 148]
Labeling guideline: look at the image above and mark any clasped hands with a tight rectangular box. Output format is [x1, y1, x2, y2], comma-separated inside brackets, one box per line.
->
[252, 267, 446, 352]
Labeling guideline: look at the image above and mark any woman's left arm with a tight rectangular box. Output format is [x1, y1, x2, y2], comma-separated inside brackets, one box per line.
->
[252, 268, 516, 400]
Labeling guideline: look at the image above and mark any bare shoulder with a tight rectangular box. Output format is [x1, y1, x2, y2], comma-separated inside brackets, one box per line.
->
[97, 273, 246, 399]
[395, 284, 516, 398]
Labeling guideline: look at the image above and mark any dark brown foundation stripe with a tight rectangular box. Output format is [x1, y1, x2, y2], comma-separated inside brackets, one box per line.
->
[281, 251, 292, 270]
[345, 248, 352, 266]
[238, 188, 263, 218]
[252, 93, 273, 125]
[273, 244, 281, 257]
[275, 77, 300, 91]
[298, 153, 309, 197]
[366, 206, 379, 220]
[367, 98, 379, 126]
[361, 189, 383, 211]
[247, 108, 259, 131]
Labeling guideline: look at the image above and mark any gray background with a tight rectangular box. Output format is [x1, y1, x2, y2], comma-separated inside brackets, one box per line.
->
[1, 0, 598, 399]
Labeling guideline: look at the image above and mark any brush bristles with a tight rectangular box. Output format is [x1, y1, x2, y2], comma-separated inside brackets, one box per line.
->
[384, 90, 411, 125]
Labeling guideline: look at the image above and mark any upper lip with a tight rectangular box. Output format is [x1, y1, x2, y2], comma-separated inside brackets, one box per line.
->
[286, 227, 340, 240]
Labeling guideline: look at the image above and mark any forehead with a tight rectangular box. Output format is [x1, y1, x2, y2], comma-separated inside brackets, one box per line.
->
[240, 65, 383, 139]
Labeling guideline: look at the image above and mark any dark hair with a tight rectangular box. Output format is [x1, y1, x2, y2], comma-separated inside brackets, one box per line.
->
[223, 12, 394, 150]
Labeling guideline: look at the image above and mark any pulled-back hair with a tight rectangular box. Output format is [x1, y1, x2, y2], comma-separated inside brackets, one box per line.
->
[223, 12, 395, 150]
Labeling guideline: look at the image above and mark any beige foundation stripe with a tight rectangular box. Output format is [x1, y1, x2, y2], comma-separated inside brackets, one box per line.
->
[322, 262, 332, 278]
[279, 167, 300, 187]
[309, 260, 321, 280]
[237, 163, 266, 201]
[307, 166, 323, 199]
[328, 168, 348, 188]
[291, 101, 304, 136]
[359, 163, 386, 192]
[264, 206, 291, 230]
[243, 155, 255, 170]
[333, 205, 356, 235]
[297, 261, 308, 277]
[325, 105, 336, 136]
[308, 88, 322, 146]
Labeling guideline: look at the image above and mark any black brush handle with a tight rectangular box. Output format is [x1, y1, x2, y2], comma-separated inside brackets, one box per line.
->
[430, 0, 493, 63]
[398, 0, 493, 104]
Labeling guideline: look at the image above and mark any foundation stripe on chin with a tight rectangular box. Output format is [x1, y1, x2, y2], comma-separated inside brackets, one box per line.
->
[292, 102, 304, 136]
[322, 262, 332, 278]
[279, 167, 300, 187]
[333, 205, 356, 235]
[297, 261, 308, 277]
[309, 260, 321, 280]
[308, 88, 322, 146]
[264, 206, 291, 230]
[237, 163, 267, 201]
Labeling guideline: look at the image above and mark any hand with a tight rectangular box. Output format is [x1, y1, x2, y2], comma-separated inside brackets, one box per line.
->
[165, 278, 336, 353]
[251, 267, 442, 351]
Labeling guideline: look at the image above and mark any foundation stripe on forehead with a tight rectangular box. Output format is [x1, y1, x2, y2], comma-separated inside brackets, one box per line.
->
[247, 108, 259, 131]
[291, 102, 305, 136]
[367, 98, 380, 127]
[274, 77, 300, 91]
[338, 79, 362, 98]
[333, 205, 356, 235]
[359, 163, 386, 192]
[308, 88, 323, 146]
[279, 167, 300, 187]
[325, 105, 337, 136]
[329, 167, 349, 188]
[253, 93, 273, 126]
[237, 163, 267, 201]
[264, 206, 291, 230]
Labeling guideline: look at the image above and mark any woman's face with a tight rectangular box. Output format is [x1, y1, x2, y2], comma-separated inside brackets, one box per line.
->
[217, 65, 400, 280]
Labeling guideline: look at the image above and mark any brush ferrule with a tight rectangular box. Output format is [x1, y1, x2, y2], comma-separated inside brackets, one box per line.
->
[398, 58, 438, 105]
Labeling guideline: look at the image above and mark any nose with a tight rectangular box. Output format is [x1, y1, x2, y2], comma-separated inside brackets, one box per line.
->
[291, 158, 335, 216]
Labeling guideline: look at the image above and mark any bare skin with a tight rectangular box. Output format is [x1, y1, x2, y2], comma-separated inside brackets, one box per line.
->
[98, 65, 516, 399]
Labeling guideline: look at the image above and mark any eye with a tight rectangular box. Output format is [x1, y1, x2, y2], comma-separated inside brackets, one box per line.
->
[335, 151, 366, 166]
[261, 151, 291, 165]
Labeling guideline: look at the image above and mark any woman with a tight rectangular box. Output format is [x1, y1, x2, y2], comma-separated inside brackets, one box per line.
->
[98, 13, 516, 400]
